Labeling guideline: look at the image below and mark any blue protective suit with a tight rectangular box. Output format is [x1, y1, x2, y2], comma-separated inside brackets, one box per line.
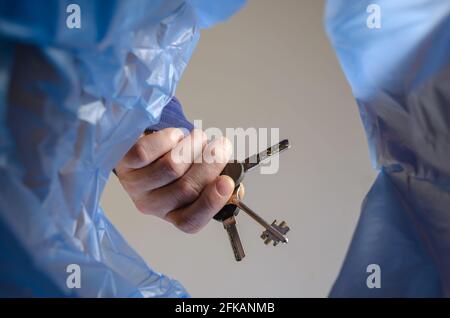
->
[326, 0, 450, 297]
[0, 0, 244, 297]
[2, 0, 449, 298]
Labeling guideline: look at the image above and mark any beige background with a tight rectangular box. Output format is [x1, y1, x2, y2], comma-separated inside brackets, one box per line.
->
[102, 0, 377, 297]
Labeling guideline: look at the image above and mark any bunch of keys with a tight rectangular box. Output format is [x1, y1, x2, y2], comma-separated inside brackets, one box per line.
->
[213, 139, 291, 261]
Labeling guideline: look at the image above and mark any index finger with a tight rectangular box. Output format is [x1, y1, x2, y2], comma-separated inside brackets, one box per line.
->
[116, 128, 185, 172]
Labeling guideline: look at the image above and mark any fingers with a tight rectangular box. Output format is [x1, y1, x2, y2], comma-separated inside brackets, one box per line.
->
[165, 175, 235, 234]
[119, 129, 206, 195]
[116, 128, 185, 172]
[133, 136, 232, 218]
[117, 128, 235, 235]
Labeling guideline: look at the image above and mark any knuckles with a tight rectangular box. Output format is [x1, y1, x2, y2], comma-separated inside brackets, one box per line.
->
[172, 214, 203, 234]
[132, 141, 149, 166]
[134, 198, 154, 215]
[175, 177, 202, 204]
[159, 156, 184, 180]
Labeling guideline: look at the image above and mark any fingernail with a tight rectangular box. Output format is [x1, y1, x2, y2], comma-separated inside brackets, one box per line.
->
[216, 176, 234, 197]
[206, 137, 232, 164]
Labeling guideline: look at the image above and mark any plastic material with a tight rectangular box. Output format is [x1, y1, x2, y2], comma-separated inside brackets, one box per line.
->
[0, 0, 244, 297]
[326, 0, 450, 297]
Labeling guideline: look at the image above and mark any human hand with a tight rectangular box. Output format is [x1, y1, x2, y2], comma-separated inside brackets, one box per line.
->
[115, 128, 235, 233]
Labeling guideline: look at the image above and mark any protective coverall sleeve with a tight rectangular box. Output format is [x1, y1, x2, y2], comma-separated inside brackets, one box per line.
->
[326, 0, 450, 297]
[0, 0, 245, 297]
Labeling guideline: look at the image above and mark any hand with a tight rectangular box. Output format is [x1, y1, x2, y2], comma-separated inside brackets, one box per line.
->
[115, 128, 235, 233]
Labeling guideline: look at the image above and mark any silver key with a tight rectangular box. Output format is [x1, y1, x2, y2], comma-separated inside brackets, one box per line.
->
[218, 140, 291, 261]
[243, 139, 291, 172]
[223, 215, 245, 261]
[261, 220, 290, 246]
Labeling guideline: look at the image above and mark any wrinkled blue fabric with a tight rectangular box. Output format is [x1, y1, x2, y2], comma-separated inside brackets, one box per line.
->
[0, 0, 244, 297]
[326, 0, 450, 297]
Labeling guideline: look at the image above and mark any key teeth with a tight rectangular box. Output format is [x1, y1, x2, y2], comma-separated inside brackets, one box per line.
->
[261, 233, 272, 245]
[260, 220, 290, 246]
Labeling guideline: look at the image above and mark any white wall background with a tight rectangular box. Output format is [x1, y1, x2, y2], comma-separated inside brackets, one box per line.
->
[102, 0, 377, 297]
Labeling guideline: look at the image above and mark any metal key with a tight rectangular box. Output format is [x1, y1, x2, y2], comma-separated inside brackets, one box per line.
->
[242, 138, 290, 172]
[213, 139, 291, 222]
[228, 184, 288, 245]
[261, 220, 290, 246]
[215, 140, 291, 261]
[222, 216, 246, 262]
[220, 184, 246, 261]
